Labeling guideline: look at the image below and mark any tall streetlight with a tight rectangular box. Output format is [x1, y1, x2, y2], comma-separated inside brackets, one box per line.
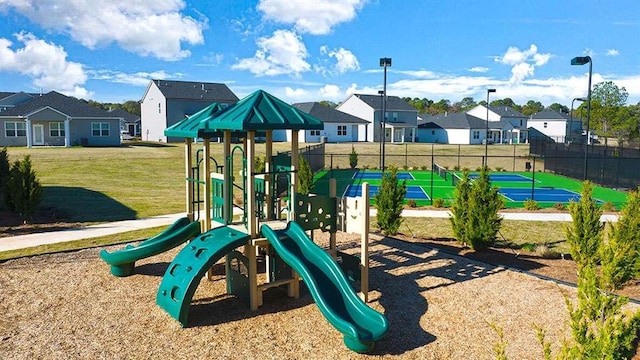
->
[485, 88, 496, 167]
[571, 56, 592, 180]
[380, 57, 392, 171]
[569, 97, 587, 143]
[378, 90, 384, 169]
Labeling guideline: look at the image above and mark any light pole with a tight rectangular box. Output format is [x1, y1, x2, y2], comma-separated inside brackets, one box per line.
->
[380, 57, 392, 171]
[571, 56, 592, 180]
[485, 88, 496, 167]
[569, 97, 587, 143]
[378, 90, 384, 169]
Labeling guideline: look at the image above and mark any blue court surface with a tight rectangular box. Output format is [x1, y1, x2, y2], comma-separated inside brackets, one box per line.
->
[469, 173, 532, 182]
[344, 184, 429, 200]
[352, 172, 415, 180]
[499, 188, 602, 203]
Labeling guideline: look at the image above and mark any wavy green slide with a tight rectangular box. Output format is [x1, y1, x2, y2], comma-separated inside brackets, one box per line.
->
[100, 217, 201, 277]
[156, 226, 250, 326]
[260, 222, 388, 353]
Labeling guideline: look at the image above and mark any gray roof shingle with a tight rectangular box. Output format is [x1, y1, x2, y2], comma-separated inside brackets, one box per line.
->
[152, 80, 239, 102]
[353, 94, 416, 111]
[418, 112, 486, 129]
[529, 108, 570, 121]
[293, 102, 368, 124]
[0, 91, 122, 118]
[489, 106, 526, 118]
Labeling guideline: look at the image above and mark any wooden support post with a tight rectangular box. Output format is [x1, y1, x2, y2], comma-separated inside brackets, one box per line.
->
[290, 131, 299, 222]
[246, 243, 260, 310]
[203, 138, 212, 232]
[265, 130, 273, 219]
[360, 182, 370, 302]
[246, 131, 256, 237]
[329, 178, 337, 252]
[223, 131, 232, 223]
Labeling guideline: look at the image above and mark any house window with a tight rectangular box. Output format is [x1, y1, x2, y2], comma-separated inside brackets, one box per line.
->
[158, 103, 161, 114]
[337, 125, 347, 136]
[310, 130, 320, 136]
[520, 119, 523, 126]
[50, 122, 65, 137]
[5, 122, 26, 137]
[431, 130, 435, 135]
[543, 122, 548, 128]
[473, 130, 480, 139]
[393, 112, 398, 122]
[92, 122, 110, 136]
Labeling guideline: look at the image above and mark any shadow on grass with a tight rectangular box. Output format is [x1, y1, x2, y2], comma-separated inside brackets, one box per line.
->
[42, 186, 137, 222]
[124, 141, 177, 148]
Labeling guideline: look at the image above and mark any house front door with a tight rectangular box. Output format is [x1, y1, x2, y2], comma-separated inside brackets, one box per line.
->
[33, 124, 44, 145]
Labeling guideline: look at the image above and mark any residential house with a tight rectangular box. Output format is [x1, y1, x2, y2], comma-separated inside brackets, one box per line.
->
[528, 108, 580, 143]
[272, 102, 368, 143]
[336, 94, 418, 143]
[108, 108, 141, 138]
[417, 112, 487, 144]
[467, 105, 528, 144]
[140, 80, 239, 143]
[0, 91, 122, 147]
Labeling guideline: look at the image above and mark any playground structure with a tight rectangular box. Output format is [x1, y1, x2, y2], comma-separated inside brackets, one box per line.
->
[100, 90, 387, 353]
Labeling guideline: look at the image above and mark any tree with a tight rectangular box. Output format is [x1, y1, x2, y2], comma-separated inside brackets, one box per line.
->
[297, 156, 314, 195]
[4, 155, 42, 223]
[122, 100, 141, 116]
[318, 100, 337, 108]
[590, 81, 629, 139]
[374, 166, 406, 235]
[450, 167, 503, 250]
[520, 100, 544, 116]
[452, 97, 476, 112]
[349, 146, 358, 169]
[549, 103, 570, 114]
[565, 181, 604, 270]
[0, 147, 9, 209]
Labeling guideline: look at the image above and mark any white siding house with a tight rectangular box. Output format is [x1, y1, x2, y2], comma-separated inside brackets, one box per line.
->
[272, 102, 368, 143]
[140, 80, 238, 143]
[528, 108, 578, 143]
[417, 113, 487, 144]
[337, 94, 417, 143]
[467, 105, 528, 144]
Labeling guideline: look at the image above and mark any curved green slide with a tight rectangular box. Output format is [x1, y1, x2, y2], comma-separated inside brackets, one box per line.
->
[260, 222, 388, 353]
[156, 226, 250, 327]
[100, 217, 201, 277]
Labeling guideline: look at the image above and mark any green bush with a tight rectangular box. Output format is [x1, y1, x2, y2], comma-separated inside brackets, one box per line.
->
[374, 166, 406, 235]
[0, 147, 9, 209]
[4, 155, 42, 224]
[297, 156, 314, 195]
[349, 146, 358, 169]
[450, 167, 503, 250]
[553, 202, 567, 211]
[565, 181, 604, 270]
[254, 155, 265, 173]
[524, 199, 540, 210]
[420, 165, 427, 171]
[432, 198, 445, 208]
[406, 199, 417, 208]
[600, 201, 615, 212]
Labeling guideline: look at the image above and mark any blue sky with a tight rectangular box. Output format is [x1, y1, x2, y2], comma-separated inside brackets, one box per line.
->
[1, 0, 639, 108]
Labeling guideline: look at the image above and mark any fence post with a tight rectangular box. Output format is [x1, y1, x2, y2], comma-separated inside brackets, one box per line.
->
[430, 143, 434, 206]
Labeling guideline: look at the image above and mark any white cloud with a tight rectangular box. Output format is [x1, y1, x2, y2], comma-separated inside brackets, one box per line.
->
[257, 0, 367, 35]
[606, 49, 620, 56]
[232, 30, 311, 77]
[468, 66, 489, 73]
[284, 86, 309, 100]
[0, 0, 206, 61]
[0, 32, 91, 98]
[89, 70, 181, 86]
[318, 46, 360, 74]
[495, 44, 552, 83]
[319, 84, 342, 98]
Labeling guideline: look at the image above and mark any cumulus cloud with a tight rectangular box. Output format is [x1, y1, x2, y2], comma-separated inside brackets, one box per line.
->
[319, 46, 360, 75]
[0, 32, 91, 98]
[607, 49, 620, 56]
[232, 30, 311, 77]
[495, 44, 551, 83]
[0, 0, 206, 60]
[468, 66, 489, 73]
[319, 84, 342, 98]
[257, 0, 367, 35]
[89, 70, 182, 86]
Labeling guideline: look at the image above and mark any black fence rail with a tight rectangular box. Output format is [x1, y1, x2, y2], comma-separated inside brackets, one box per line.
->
[530, 138, 640, 189]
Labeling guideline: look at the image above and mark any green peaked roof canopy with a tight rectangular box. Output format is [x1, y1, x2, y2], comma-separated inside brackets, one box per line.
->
[164, 89, 324, 139]
[164, 102, 227, 138]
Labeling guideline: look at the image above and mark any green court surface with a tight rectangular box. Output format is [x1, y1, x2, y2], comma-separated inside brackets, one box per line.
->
[313, 169, 628, 209]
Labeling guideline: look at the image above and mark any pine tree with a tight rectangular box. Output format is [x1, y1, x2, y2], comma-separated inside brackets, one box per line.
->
[0, 147, 9, 209]
[4, 155, 42, 224]
[349, 146, 358, 169]
[374, 166, 406, 235]
[449, 170, 472, 243]
[297, 155, 314, 195]
[565, 181, 604, 270]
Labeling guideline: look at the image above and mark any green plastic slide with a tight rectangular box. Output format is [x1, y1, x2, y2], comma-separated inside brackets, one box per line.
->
[156, 226, 251, 326]
[99, 217, 201, 277]
[260, 222, 388, 353]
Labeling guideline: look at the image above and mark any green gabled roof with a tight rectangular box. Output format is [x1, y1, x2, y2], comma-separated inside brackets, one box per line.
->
[164, 102, 226, 138]
[212, 90, 324, 131]
[164, 90, 324, 139]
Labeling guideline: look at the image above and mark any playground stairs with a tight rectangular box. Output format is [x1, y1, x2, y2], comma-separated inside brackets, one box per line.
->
[156, 225, 250, 327]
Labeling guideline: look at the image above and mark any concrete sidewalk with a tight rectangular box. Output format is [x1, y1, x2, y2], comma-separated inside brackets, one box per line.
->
[0, 210, 618, 253]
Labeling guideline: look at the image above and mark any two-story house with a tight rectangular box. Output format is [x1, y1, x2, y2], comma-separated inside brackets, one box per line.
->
[467, 105, 528, 144]
[528, 108, 580, 143]
[140, 80, 239, 143]
[336, 94, 418, 143]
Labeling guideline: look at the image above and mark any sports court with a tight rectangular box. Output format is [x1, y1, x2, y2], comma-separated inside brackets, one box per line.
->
[315, 168, 627, 209]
